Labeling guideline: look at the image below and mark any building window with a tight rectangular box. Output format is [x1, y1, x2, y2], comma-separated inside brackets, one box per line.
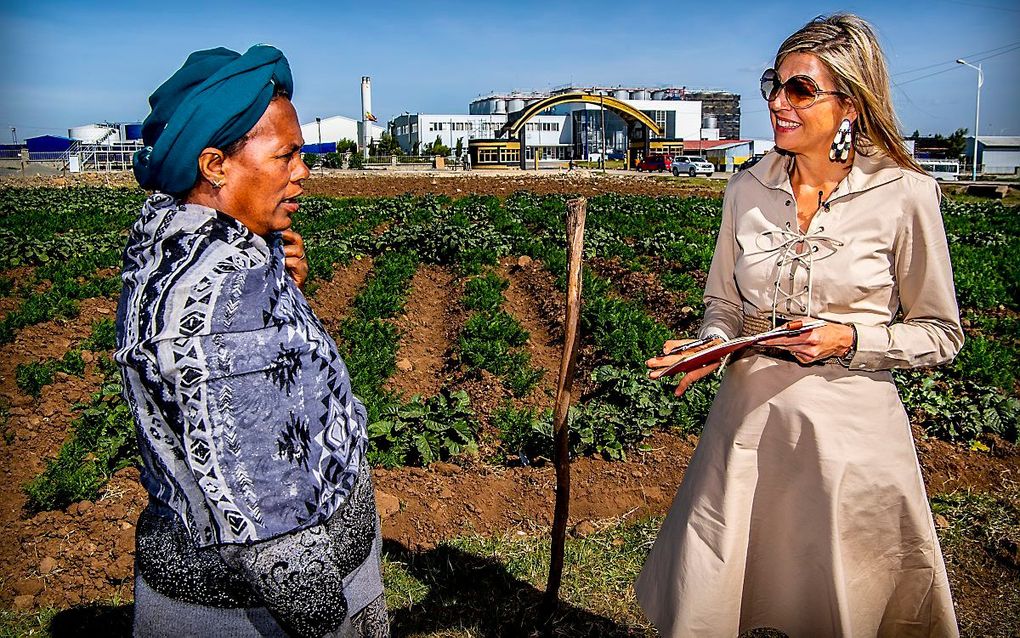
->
[478, 148, 500, 163]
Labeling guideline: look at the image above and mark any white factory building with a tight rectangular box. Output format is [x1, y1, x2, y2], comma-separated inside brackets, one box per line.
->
[300, 115, 384, 150]
[965, 136, 1020, 175]
[389, 87, 735, 160]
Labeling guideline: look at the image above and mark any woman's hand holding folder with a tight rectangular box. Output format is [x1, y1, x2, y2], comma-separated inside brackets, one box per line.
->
[646, 337, 724, 397]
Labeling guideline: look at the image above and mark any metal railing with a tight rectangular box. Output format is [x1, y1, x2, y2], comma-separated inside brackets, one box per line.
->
[60, 140, 144, 172]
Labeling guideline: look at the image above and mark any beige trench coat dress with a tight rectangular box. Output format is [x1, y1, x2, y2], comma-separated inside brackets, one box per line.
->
[636, 150, 964, 637]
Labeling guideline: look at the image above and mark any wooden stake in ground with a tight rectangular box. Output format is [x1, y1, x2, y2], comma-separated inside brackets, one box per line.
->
[541, 196, 587, 620]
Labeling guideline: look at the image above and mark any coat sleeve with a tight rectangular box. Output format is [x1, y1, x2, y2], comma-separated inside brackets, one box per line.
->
[849, 178, 964, 371]
[699, 177, 745, 341]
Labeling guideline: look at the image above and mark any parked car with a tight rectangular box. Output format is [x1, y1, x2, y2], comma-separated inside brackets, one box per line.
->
[636, 154, 672, 172]
[671, 156, 715, 177]
[738, 155, 765, 172]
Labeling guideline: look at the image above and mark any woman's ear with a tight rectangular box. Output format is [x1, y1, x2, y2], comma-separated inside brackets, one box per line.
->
[196, 147, 227, 188]
[843, 98, 859, 126]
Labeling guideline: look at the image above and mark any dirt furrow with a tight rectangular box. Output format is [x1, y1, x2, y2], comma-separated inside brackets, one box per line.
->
[306, 256, 373, 331]
[0, 295, 148, 611]
[373, 430, 695, 551]
[384, 265, 464, 400]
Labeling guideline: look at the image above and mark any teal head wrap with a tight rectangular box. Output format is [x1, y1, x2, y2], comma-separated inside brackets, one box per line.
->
[133, 45, 294, 195]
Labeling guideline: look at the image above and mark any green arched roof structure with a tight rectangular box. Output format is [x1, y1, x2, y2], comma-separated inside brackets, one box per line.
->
[497, 91, 664, 138]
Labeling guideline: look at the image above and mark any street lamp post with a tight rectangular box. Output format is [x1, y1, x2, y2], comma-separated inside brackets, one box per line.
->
[956, 58, 983, 182]
[315, 117, 323, 174]
[599, 91, 607, 173]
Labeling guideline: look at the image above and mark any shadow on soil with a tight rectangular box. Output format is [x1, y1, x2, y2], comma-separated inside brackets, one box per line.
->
[45, 541, 639, 638]
[384, 540, 641, 637]
[49, 603, 133, 637]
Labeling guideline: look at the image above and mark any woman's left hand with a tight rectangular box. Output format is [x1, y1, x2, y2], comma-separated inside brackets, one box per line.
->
[759, 321, 854, 364]
[282, 229, 308, 289]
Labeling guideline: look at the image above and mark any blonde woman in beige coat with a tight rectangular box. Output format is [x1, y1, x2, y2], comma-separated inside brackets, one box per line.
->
[638, 14, 963, 638]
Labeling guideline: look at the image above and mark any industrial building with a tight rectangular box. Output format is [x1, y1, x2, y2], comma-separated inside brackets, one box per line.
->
[681, 139, 775, 171]
[299, 115, 384, 153]
[299, 77, 386, 156]
[389, 85, 740, 163]
[965, 136, 1020, 175]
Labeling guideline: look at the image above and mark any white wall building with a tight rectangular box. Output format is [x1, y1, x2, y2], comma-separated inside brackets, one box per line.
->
[300, 115, 384, 149]
[389, 96, 710, 159]
[965, 136, 1020, 175]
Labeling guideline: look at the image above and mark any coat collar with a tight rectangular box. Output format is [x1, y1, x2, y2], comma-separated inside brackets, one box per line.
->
[747, 147, 904, 201]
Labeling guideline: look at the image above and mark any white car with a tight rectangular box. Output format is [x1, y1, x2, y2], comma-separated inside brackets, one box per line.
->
[671, 156, 715, 177]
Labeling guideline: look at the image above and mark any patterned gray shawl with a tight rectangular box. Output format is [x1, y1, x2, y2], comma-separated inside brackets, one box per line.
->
[116, 194, 368, 547]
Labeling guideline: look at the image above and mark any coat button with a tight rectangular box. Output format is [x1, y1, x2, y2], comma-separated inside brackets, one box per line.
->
[785, 200, 791, 206]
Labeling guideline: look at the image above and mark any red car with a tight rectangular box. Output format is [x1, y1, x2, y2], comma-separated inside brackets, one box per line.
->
[636, 154, 672, 172]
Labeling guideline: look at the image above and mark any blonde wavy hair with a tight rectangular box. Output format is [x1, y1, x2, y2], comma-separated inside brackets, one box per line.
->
[776, 14, 923, 173]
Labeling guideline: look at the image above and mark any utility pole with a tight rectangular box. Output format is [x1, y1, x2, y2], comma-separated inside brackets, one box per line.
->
[956, 59, 983, 181]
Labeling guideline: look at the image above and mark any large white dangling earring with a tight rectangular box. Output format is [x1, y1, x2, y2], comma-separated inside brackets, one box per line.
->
[829, 118, 853, 162]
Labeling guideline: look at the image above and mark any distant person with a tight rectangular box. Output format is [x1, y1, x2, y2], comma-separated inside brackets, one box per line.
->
[639, 14, 963, 637]
[117, 45, 388, 637]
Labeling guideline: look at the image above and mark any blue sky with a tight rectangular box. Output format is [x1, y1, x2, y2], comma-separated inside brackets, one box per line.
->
[1, 0, 1017, 141]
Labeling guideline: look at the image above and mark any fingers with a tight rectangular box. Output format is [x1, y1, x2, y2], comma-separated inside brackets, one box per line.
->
[647, 353, 685, 376]
[281, 230, 307, 264]
[674, 362, 720, 396]
[663, 339, 694, 354]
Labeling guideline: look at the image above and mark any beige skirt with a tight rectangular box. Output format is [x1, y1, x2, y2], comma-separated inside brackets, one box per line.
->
[636, 353, 959, 637]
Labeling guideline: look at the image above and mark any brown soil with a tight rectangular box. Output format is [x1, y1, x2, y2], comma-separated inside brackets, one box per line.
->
[915, 428, 1020, 494]
[303, 171, 722, 199]
[384, 265, 465, 400]
[0, 296, 141, 610]
[0, 170, 722, 200]
[499, 258, 563, 402]
[306, 256, 373, 333]
[591, 257, 703, 334]
[373, 431, 694, 551]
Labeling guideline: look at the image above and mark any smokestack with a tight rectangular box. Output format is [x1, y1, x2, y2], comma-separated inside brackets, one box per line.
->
[361, 76, 373, 159]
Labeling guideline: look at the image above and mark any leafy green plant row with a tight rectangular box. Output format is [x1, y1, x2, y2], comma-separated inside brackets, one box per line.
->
[0, 228, 125, 271]
[24, 356, 138, 511]
[496, 365, 718, 463]
[16, 351, 85, 398]
[335, 252, 484, 469]
[14, 319, 116, 397]
[337, 252, 419, 421]
[368, 390, 479, 468]
[0, 186, 143, 241]
[458, 271, 544, 397]
[0, 273, 120, 344]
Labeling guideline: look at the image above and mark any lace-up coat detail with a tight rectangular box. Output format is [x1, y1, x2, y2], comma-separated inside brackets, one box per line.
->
[636, 151, 963, 638]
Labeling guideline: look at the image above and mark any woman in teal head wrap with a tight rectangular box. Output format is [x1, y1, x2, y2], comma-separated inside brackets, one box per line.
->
[117, 45, 389, 637]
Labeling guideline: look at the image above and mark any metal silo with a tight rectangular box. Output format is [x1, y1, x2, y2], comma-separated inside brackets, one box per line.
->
[69, 124, 119, 144]
[652, 90, 667, 100]
[120, 122, 143, 141]
[630, 90, 649, 100]
[493, 99, 507, 114]
[508, 98, 526, 112]
[614, 89, 630, 100]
